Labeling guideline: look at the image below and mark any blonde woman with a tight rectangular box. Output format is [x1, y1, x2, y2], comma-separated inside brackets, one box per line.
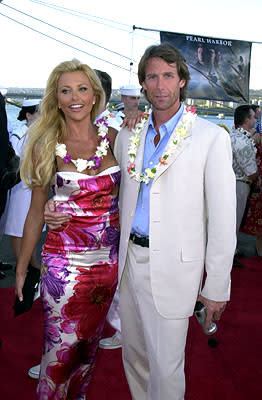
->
[15, 59, 120, 399]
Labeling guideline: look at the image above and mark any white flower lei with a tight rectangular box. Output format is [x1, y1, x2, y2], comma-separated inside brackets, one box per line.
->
[127, 109, 197, 184]
[55, 117, 110, 172]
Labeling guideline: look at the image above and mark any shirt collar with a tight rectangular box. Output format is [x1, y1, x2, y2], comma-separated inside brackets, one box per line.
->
[148, 103, 184, 138]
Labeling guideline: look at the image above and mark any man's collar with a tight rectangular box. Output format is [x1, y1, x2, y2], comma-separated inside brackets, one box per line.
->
[148, 103, 184, 135]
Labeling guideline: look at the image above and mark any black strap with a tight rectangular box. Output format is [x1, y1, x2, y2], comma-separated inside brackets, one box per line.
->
[109, 143, 114, 156]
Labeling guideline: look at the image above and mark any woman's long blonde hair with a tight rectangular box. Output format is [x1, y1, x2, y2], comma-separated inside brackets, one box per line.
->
[20, 59, 105, 189]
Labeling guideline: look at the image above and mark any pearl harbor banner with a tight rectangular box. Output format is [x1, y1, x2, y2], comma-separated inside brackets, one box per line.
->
[160, 31, 252, 103]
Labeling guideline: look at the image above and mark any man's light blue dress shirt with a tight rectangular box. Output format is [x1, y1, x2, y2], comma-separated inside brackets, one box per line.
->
[131, 104, 184, 237]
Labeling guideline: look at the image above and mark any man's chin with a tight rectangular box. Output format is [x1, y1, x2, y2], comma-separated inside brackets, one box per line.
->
[152, 102, 172, 111]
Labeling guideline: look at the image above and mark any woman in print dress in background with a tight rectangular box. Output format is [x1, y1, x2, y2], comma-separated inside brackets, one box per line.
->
[15, 59, 120, 399]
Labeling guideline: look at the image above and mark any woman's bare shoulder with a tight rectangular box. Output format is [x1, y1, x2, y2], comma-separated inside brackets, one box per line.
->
[107, 127, 118, 149]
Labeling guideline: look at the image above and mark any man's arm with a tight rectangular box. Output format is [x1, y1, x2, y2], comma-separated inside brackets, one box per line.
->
[44, 199, 71, 230]
[247, 171, 259, 182]
[121, 110, 144, 130]
[201, 128, 236, 329]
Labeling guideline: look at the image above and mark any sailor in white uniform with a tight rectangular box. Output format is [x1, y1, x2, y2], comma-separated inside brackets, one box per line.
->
[4, 99, 43, 270]
[115, 84, 141, 126]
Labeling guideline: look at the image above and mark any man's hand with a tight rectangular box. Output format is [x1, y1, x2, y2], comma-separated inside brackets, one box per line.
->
[44, 199, 71, 230]
[248, 171, 259, 183]
[197, 294, 227, 331]
[121, 110, 143, 130]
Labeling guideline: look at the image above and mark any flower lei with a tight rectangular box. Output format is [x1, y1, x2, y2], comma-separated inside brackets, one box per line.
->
[127, 108, 197, 184]
[55, 117, 110, 172]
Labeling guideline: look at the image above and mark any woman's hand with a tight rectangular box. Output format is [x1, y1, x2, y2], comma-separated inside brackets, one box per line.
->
[15, 270, 27, 301]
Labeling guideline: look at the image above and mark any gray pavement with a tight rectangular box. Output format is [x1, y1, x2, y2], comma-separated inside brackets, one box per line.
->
[0, 231, 258, 289]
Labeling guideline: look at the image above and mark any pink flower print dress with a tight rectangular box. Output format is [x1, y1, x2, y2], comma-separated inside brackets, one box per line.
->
[36, 166, 120, 400]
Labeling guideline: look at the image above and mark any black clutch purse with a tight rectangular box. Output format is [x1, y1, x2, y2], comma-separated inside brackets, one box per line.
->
[14, 265, 41, 317]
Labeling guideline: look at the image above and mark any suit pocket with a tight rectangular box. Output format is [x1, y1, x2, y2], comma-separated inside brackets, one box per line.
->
[181, 247, 204, 262]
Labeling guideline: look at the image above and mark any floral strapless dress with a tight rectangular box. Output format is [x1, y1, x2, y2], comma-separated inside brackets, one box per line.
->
[36, 166, 120, 400]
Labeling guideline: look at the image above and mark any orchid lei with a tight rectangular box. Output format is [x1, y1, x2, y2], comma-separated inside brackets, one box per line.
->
[127, 108, 197, 184]
[55, 117, 110, 172]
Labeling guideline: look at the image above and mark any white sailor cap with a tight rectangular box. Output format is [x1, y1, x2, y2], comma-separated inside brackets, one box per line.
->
[0, 88, 7, 96]
[22, 99, 41, 107]
[120, 84, 140, 97]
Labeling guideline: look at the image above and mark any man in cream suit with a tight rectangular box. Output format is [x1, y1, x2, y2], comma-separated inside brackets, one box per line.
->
[113, 43, 236, 400]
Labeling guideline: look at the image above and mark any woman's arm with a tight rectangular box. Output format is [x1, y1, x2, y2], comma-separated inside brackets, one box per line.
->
[15, 184, 49, 301]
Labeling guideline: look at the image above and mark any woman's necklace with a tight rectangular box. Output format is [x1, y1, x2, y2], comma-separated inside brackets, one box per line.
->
[127, 108, 197, 184]
[55, 117, 110, 173]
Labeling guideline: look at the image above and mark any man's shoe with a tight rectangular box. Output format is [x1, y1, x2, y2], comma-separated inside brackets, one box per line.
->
[0, 261, 13, 271]
[28, 364, 40, 379]
[0, 271, 5, 279]
[99, 333, 122, 350]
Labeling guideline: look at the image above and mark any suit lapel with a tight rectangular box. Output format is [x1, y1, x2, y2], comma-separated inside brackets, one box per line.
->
[153, 112, 195, 182]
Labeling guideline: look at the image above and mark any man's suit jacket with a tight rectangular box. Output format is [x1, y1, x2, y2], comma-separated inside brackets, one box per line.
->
[114, 110, 236, 319]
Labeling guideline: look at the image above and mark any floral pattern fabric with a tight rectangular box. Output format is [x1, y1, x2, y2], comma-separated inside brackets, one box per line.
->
[36, 168, 120, 400]
[230, 127, 257, 180]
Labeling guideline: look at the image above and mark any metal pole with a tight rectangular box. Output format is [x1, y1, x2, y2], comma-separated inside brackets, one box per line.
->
[129, 25, 135, 84]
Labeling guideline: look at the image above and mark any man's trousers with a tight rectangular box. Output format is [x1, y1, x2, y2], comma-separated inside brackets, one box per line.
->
[119, 241, 189, 400]
[236, 181, 250, 232]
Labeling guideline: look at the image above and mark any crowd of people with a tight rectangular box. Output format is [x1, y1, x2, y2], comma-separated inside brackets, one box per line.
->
[0, 42, 261, 399]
